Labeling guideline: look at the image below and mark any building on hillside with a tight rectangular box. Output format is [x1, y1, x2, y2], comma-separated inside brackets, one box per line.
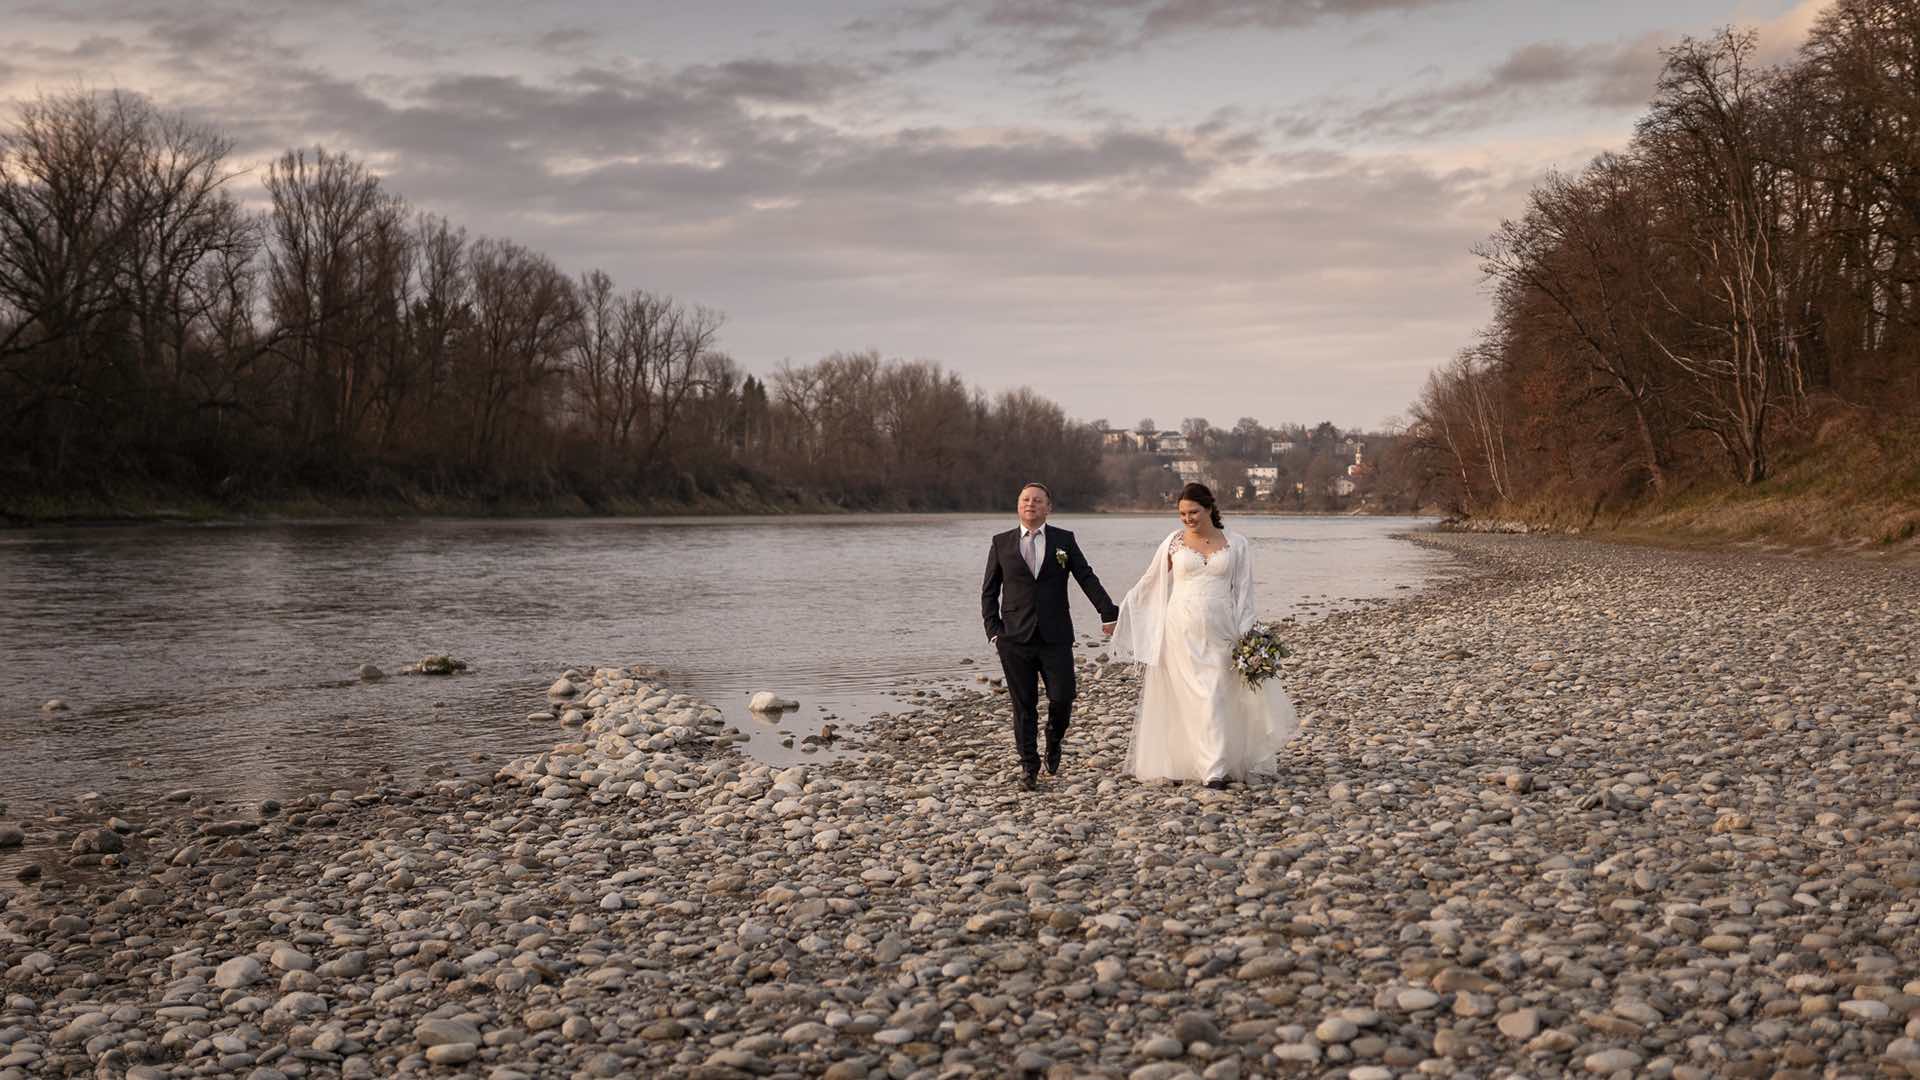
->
[1245, 465, 1279, 497]
[1331, 476, 1357, 497]
[1102, 429, 1143, 451]
[1346, 447, 1372, 477]
[1171, 458, 1206, 484]
[1156, 431, 1189, 454]
[1270, 440, 1297, 455]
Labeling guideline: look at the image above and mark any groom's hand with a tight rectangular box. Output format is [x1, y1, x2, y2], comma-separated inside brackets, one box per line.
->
[1101, 622, 1115, 637]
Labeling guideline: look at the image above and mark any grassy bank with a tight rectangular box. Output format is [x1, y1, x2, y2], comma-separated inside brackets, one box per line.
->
[1490, 415, 1920, 559]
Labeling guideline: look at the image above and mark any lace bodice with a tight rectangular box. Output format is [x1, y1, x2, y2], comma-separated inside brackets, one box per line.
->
[1111, 527, 1259, 666]
[1169, 534, 1232, 594]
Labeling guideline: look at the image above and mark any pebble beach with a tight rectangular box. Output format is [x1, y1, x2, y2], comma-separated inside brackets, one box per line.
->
[1, 532, 1917, 1080]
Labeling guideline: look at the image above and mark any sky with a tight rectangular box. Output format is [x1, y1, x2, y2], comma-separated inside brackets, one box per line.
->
[2, 0, 1833, 433]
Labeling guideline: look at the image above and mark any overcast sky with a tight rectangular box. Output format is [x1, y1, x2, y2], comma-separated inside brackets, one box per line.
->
[3, 0, 1830, 432]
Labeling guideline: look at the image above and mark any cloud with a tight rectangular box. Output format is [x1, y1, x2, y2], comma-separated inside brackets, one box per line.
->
[0, 0, 1606, 425]
[1140, 0, 1467, 34]
[531, 27, 595, 54]
[1488, 37, 1668, 108]
[1276, 33, 1670, 142]
[681, 58, 871, 104]
[842, 2, 969, 38]
[878, 0, 1468, 72]
[777, 155, 1504, 422]
[883, 38, 977, 71]
[1753, 0, 1837, 64]
[5, 34, 132, 63]
[215, 57, 1224, 224]
[1280, 4, 1836, 144]
[201, 59, 1506, 421]
[506, 147, 1510, 426]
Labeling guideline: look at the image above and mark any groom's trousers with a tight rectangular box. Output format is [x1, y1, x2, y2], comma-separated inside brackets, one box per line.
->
[996, 638, 1076, 773]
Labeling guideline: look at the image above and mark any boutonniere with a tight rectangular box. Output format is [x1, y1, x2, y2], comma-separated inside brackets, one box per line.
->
[1054, 548, 1069, 569]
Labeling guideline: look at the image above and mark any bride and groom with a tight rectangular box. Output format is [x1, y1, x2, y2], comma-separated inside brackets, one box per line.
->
[980, 481, 1298, 791]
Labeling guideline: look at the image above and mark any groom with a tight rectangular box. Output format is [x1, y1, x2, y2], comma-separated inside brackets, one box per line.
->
[981, 482, 1119, 791]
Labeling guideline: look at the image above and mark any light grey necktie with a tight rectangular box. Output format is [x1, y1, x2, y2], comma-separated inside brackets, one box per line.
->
[1023, 529, 1041, 576]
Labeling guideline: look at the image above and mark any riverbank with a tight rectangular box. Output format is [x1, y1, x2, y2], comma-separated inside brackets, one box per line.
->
[1466, 419, 1920, 561]
[2, 533, 1916, 1079]
[1442, 510, 1920, 566]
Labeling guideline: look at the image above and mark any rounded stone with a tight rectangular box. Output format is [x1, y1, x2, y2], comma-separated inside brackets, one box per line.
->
[1138, 1035, 1183, 1058]
[213, 956, 263, 990]
[1315, 1018, 1358, 1043]
[416, 1018, 481, 1047]
[1584, 1048, 1642, 1073]
[425, 1043, 477, 1065]
[1396, 989, 1441, 1011]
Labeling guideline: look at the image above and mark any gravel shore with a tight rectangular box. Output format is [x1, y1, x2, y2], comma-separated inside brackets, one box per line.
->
[1, 533, 1916, 1080]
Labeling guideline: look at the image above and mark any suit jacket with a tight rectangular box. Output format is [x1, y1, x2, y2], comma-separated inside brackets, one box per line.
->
[982, 524, 1119, 645]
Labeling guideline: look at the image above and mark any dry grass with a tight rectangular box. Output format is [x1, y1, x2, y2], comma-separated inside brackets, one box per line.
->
[1495, 411, 1920, 563]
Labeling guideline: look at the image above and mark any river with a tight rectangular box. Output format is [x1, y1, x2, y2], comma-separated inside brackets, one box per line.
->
[0, 513, 1452, 831]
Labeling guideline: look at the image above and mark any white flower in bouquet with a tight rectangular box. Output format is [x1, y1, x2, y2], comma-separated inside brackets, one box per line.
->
[1231, 622, 1291, 689]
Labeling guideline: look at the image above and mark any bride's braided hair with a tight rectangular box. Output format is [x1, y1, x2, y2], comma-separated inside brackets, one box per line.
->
[1178, 482, 1223, 529]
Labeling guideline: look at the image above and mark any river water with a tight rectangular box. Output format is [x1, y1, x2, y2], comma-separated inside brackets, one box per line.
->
[0, 513, 1451, 832]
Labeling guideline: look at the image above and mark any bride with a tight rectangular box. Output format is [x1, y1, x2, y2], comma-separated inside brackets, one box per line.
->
[1110, 483, 1299, 787]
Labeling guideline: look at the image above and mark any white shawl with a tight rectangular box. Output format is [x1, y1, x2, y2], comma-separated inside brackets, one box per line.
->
[1110, 528, 1257, 667]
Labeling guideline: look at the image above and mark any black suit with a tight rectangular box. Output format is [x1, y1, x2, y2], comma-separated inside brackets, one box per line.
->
[981, 524, 1119, 775]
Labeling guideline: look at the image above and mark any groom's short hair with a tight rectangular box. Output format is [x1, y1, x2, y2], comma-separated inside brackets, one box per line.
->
[1019, 482, 1052, 501]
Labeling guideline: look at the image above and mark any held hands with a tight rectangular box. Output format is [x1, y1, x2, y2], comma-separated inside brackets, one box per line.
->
[1101, 622, 1116, 637]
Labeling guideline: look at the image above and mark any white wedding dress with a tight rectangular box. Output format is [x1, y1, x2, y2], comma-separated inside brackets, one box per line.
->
[1111, 528, 1299, 783]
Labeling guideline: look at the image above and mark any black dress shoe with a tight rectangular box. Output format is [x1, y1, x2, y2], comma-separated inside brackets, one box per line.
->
[1044, 743, 1062, 776]
[1204, 777, 1230, 790]
[1020, 769, 1039, 792]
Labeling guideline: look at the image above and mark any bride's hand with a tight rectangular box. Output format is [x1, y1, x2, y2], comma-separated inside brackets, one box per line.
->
[1101, 622, 1116, 636]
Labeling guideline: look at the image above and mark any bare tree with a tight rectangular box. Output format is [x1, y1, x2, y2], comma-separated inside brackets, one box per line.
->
[0, 91, 152, 468]
[459, 237, 577, 469]
[1477, 155, 1674, 490]
[1636, 30, 1806, 483]
[396, 213, 468, 450]
[263, 148, 409, 452]
[116, 109, 252, 400]
[570, 268, 622, 456]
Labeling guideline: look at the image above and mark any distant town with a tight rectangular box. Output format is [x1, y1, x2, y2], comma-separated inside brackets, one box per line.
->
[1093, 419, 1412, 513]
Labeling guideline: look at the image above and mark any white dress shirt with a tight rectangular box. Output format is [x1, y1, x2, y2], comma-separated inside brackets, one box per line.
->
[1019, 523, 1047, 577]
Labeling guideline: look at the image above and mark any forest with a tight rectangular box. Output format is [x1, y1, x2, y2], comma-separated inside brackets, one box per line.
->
[1408, 1, 1919, 544]
[0, 99, 1103, 516]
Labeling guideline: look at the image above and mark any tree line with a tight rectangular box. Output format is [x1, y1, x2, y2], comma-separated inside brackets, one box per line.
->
[1408, 1, 1918, 524]
[0, 91, 1102, 514]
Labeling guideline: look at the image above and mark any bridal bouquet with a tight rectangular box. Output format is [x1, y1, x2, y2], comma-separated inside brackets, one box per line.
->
[1232, 622, 1290, 689]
